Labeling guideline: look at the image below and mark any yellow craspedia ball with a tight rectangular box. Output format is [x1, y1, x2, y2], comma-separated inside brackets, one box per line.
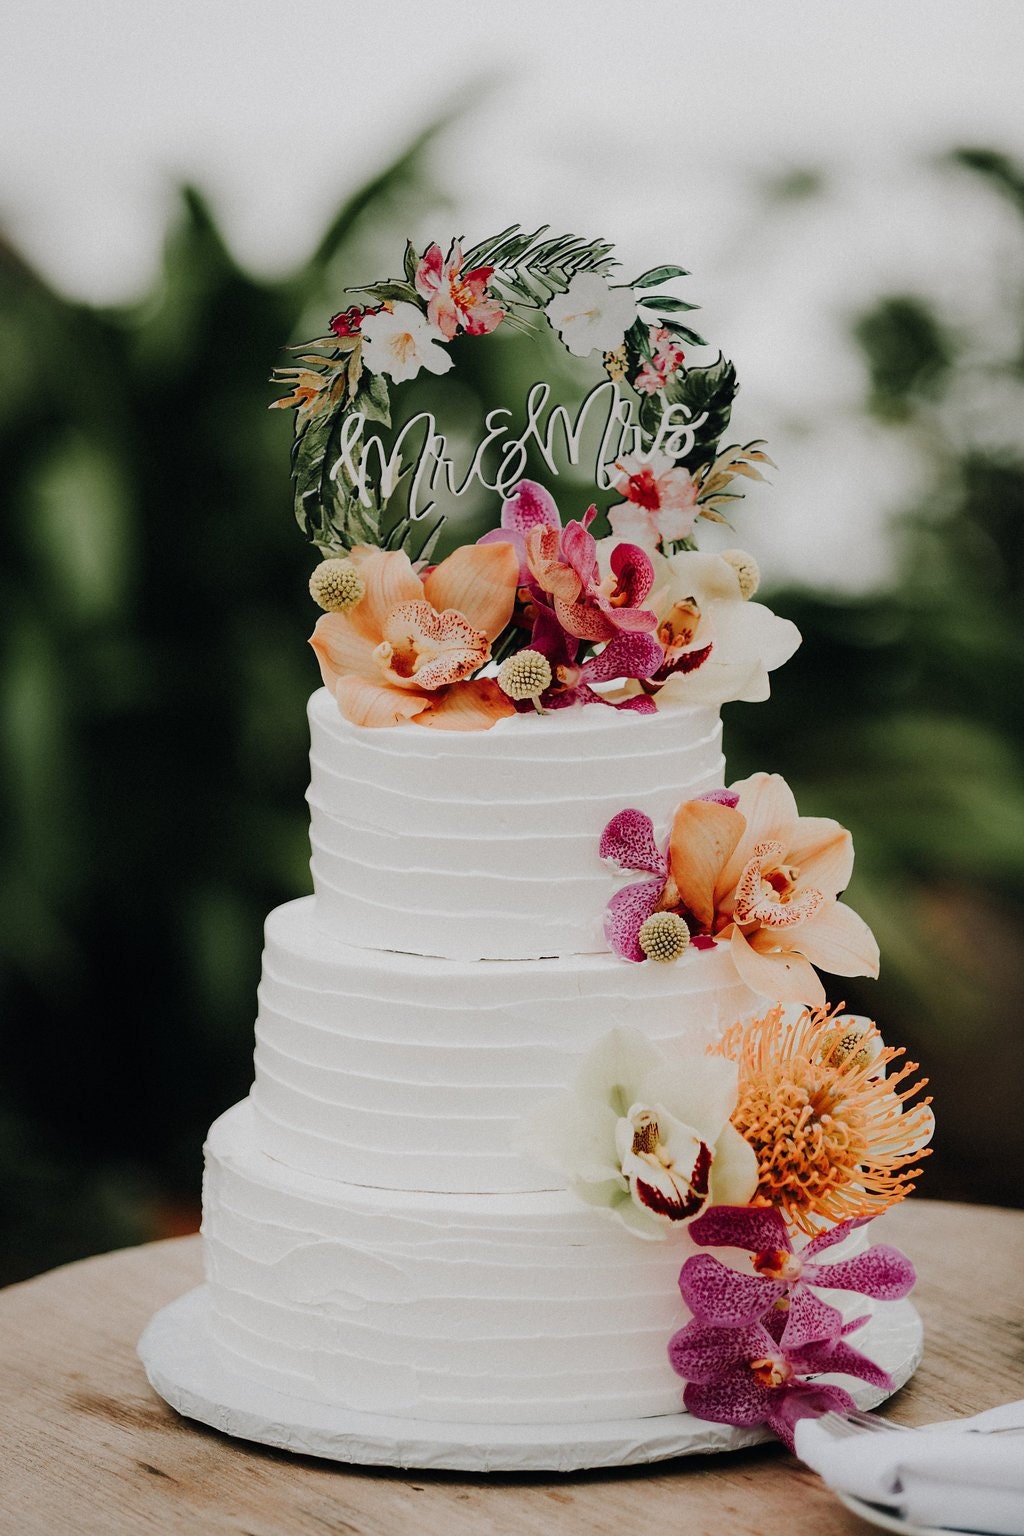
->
[309, 558, 366, 612]
[720, 549, 761, 600]
[638, 911, 691, 963]
[497, 649, 552, 702]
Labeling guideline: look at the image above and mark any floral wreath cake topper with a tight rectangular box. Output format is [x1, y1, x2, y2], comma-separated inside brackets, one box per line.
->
[273, 226, 767, 556]
[272, 227, 798, 730]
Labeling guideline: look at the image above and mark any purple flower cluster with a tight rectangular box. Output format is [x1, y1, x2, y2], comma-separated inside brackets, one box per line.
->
[599, 793, 738, 961]
[479, 479, 665, 711]
[668, 1205, 916, 1451]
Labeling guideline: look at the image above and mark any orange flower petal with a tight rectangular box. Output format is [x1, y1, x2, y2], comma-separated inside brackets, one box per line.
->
[668, 799, 745, 930]
[729, 923, 826, 1007]
[414, 678, 516, 731]
[422, 542, 519, 639]
[333, 675, 430, 728]
[794, 899, 881, 979]
[718, 772, 799, 896]
[733, 848, 825, 928]
[309, 612, 381, 688]
[347, 546, 423, 639]
[784, 817, 855, 899]
[379, 601, 489, 690]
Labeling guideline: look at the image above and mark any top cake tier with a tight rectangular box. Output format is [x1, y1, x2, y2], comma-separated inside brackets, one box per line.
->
[307, 689, 725, 961]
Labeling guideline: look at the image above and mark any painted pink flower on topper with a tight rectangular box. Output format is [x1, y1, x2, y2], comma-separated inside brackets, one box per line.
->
[668, 1287, 892, 1452]
[414, 240, 505, 340]
[633, 326, 687, 395]
[480, 479, 660, 642]
[679, 1204, 916, 1329]
[607, 449, 699, 551]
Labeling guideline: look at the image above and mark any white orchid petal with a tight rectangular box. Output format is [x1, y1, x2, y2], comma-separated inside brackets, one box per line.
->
[637, 1055, 740, 1143]
[574, 1025, 663, 1113]
[708, 1121, 760, 1207]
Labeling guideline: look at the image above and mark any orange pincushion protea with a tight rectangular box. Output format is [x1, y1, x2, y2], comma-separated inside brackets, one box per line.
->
[711, 1003, 934, 1236]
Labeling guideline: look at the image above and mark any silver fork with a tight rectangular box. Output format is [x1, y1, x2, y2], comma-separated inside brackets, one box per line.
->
[819, 1408, 1024, 1438]
[817, 1409, 907, 1438]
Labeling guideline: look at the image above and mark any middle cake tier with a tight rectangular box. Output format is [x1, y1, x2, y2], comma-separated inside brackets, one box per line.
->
[251, 897, 764, 1194]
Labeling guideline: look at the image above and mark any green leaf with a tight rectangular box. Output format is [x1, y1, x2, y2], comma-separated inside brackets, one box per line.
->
[626, 317, 653, 360]
[632, 264, 690, 288]
[638, 353, 738, 469]
[403, 240, 419, 284]
[462, 223, 525, 268]
[662, 322, 708, 346]
[458, 225, 618, 309]
[355, 372, 391, 426]
[487, 229, 541, 267]
[637, 295, 702, 315]
[290, 411, 334, 540]
[346, 492, 383, 546]
[349, 279, 420, 305]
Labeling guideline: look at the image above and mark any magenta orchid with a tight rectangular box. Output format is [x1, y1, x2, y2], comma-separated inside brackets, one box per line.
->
[521, 605, 662, 714]
[414, 240, 504, 340]
[599, 794, 740, 962]
[479, 480, 659, 643]
[478, 478, 560, 584]
[668, 1286, 892, 1452]
[680, 1205, 916, 1330]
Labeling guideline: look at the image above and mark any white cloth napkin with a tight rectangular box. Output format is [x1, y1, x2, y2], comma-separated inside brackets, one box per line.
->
[794, 1401, 1024, 1534]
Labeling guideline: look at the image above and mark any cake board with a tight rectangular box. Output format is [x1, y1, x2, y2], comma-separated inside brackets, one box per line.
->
[138, 1287, 923, 1474]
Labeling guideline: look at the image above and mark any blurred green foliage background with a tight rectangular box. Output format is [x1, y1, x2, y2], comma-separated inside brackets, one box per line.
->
[2, 135, 1023, 1286]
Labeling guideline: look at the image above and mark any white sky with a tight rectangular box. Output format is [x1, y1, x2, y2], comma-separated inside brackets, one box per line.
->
[3, 0, 1023, 587]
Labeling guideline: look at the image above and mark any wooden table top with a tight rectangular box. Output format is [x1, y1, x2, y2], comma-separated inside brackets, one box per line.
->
[1, 1199, 1022, 1536]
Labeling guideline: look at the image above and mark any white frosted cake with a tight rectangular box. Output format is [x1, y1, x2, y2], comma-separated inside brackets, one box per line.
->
[148, 226, 933, 1464]
[202, 694, 766, 1424]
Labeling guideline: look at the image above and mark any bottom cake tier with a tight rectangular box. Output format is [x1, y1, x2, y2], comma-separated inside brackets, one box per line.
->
[203, 1100, 696, 1426]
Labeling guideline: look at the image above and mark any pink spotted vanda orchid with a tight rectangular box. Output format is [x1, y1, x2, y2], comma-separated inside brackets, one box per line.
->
[668, 1285, 893, 1452]
[679, 1204, 916, 1329]
[480, 479, 660, 643]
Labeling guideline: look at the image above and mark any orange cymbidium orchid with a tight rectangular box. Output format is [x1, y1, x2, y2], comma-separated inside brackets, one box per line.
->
[711, 773, 879, 1005]
[309, 541, 520, 730]
[601, 772, 879, 1004]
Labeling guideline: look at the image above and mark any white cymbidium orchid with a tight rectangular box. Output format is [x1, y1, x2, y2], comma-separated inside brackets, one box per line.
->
[522, 1026, 758, 1239]
[643, 547, 801, 707]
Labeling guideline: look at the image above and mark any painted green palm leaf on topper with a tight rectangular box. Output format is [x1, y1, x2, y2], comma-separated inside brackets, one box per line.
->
[271, 224, 767, 559]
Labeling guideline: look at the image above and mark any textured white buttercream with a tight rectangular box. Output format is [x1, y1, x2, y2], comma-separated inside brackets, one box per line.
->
[250, 897, 764, 1193]
[204, 1101, 695, 1425]
[204, 1104, 873, 1428]
[306, 687, 726, 961]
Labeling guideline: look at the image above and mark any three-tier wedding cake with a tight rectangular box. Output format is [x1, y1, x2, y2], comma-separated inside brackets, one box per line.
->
[143, 228, 934, 1467]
